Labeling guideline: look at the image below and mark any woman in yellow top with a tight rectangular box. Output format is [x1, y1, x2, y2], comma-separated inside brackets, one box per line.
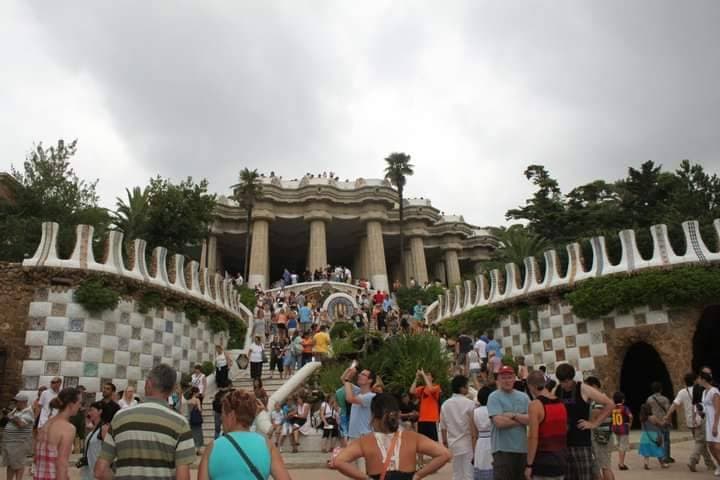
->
[313, 325, 331, 362]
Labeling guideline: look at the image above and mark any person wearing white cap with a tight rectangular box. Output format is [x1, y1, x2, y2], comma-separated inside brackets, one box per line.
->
[2, 393, 34, 480]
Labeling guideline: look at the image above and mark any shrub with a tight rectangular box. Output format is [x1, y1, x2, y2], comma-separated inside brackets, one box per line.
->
[201, 361, 215, 376]
[74, 278, 120, 314]
[184, 303, 203, 325]
[206, 315, 229, 334]
[566, 265, 720, 318]
[180, 372, 192, 388]
[235, 285, 257, 310]
[438, 305, 506, 338]
[395, 285, 445, 313]
[329, 321, 354, 339]
[138, 291, 163, 314]
[227, 318, 247, 350]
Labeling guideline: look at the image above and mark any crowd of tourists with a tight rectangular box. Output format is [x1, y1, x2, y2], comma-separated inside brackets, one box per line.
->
[324, 353, 720, 480]
[0, 364, 292, 480]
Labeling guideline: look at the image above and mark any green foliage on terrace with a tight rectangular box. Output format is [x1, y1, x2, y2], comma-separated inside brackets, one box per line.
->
[137, 291, 163, 314]
[235, 285, 257, 311]
[395, 285, 445, 313]
[316, 333, 451, 396]
[437, 305, 508, 338]
[565, 265, 720, 319]
[74, 279, 120, 314]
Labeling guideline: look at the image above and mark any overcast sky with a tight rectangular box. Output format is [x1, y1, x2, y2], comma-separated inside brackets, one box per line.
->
[1, 1, 719, 227]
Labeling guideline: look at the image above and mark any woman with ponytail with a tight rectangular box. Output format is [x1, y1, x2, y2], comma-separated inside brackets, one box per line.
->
[34, 387, 82, 480]
[334, 393, 451, 480]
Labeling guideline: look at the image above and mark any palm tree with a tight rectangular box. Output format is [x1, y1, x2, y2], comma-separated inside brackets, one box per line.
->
[485, 224, 552, 271]
[112, 187, 149, 241]
[232, 168, 263, 280]
[384, 152, 414, 286]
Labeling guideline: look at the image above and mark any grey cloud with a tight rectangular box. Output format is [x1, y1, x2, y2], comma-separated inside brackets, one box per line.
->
[9, 0, 720, 226]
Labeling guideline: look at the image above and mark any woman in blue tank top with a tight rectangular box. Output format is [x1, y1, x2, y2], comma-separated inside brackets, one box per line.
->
[198, 389, 290, 480]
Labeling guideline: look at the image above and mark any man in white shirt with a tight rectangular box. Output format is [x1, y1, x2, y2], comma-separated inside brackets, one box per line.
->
[665, 372, 715, 472]
[440, 375, 478, 480]
[38, 376, 62, 428]
[474, 337, 487, 363]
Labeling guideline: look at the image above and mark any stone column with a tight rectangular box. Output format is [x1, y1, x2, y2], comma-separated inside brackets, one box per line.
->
[444, 249, 461, 286]
[365, 220, 388, 291]
[207, 235, 218, 274]
[403, 249, 414, 286]
[354, 236, 368, 280]
[433, 260, 446, 285]
[307, 219, 327, 271]
[473, 261, 485, 275]
[409, 236, 429, 285]
[248, 219, 270, 289]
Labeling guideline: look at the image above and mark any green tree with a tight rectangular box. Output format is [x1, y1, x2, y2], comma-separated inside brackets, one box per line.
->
[384, 153, 414, 286]
[0, 139, 109, 260]
[142, 176, 216, 255]
[506, 165, 568, 243]
[484, 225, 552, 272]
[232, 168, 263, 280]
[112, 186, 149, 243]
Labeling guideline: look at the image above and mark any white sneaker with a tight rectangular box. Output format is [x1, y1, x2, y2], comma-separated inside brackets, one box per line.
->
[714, 467, 720, 476]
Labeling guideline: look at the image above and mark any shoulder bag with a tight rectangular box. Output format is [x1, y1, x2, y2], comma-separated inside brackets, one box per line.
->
[223, 433, 265, 480]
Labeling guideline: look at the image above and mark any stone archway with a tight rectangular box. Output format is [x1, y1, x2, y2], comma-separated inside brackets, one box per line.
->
[619, 342, 674, 428]
[693, 305, 720, 375]
[322, 292, 358, 323]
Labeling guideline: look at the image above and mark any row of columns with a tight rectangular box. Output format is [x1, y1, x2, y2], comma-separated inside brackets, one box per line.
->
[219, 219, 470, 291]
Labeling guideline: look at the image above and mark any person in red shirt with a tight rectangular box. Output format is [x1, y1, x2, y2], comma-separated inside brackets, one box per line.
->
[373, 290, 385, 306]
[410, 369, 441, 443]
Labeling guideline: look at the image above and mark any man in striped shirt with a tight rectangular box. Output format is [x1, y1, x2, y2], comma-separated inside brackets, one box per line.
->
[95, 364, 195, 480]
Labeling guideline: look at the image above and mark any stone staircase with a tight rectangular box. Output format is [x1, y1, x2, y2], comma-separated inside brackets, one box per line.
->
[199, 340, 327, 454]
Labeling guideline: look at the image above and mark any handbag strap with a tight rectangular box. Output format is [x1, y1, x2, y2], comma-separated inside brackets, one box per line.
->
[223, 433, 264, 480]
[380, 432, 399, 480]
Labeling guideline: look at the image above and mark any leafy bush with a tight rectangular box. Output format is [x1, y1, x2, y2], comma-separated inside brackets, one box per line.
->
[227, 318, 247, 350]
[180, 372, 192, 388]
[329, 321, 354, 339]
[566, 265, 720, 318]
[184, 303, 203, 325]
[206, 315, 229, 334]
[438, 305, 506, 338]
[236, 285, 257, 310]
[395, 285, 445, 313]
[74, 278, 120, 314]
[318, 333, 451, 397]
[138, 291, 163, 314]
[201, 361, 215, 376]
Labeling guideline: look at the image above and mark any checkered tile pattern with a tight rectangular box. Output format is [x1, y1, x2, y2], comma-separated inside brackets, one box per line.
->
[494, 302, 669, 376]
[22, 289, 222, 398]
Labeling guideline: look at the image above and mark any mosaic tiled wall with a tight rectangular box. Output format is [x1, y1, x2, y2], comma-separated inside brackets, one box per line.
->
[495, 301, 669, 375]
[20, 287, 223, 398]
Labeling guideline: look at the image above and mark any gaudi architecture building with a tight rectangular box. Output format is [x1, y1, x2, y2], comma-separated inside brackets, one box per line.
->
[208, 175, 495, 291]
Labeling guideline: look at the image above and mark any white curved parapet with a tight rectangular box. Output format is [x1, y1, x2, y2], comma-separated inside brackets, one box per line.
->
[22, 222, 252, 324]
[267, 361, 322, 412]
[429, 218, 720, 323]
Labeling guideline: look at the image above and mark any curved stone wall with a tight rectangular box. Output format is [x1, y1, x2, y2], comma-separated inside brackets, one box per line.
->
[24, 222, 253, 321]
[431, 219, 720, 321]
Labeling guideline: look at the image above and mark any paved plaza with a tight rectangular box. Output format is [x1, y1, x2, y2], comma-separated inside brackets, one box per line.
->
[1, 438, 714, 480]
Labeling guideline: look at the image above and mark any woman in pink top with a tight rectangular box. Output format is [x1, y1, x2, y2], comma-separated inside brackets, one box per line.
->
[34, 387, 82, 480]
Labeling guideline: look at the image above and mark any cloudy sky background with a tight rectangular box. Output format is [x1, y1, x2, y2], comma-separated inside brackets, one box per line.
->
[1, 1, 719, 227]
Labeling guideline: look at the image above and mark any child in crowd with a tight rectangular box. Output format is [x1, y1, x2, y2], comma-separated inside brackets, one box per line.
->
[270, 402, 286, 447]
[611, 391, 633, 471]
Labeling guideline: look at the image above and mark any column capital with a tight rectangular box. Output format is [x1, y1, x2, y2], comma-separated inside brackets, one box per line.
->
[359, 212, 389, 223]
[250, 209, 276, 222]
[303, 211, 332, 222]
[440, 242, 464, 252]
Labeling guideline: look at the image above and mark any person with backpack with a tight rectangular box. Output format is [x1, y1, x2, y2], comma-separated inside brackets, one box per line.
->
[646, 381, 673, 464]
[610, 392, 633, 471]
[80, 401, 110, 480]
[665, 372, 715, 472]
[585, 377, 614, 480]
